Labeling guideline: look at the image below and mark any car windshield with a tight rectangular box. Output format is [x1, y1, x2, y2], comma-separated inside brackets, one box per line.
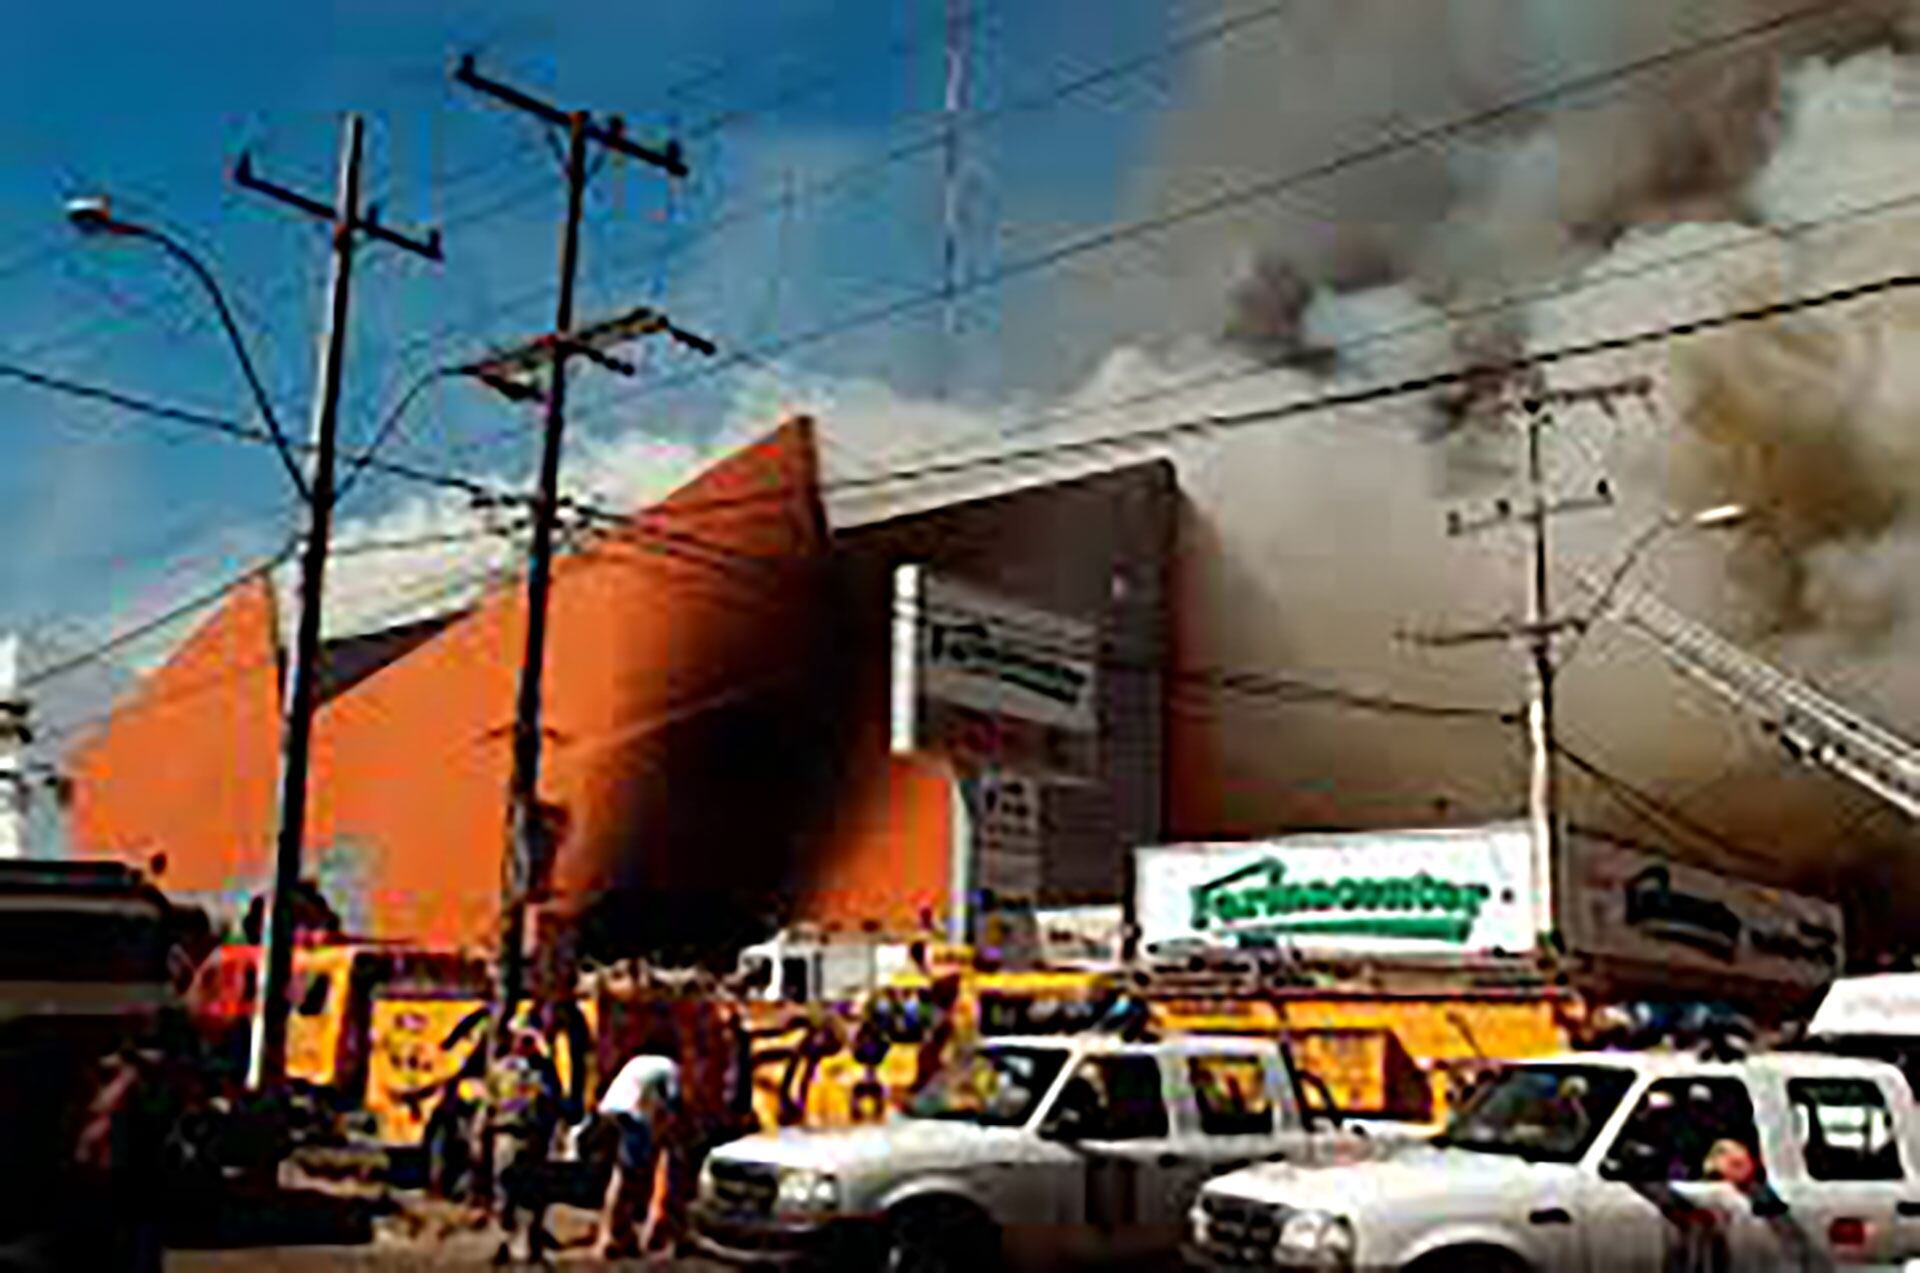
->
[1432, 1064, 1635, 1163]
[904, 1045, 1071, 1127]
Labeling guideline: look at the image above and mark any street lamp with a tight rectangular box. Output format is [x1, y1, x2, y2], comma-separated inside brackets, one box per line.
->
[1566, 503, 1751, 658]
[63, 194, 310, 498]
[65, 191, 326, 1094]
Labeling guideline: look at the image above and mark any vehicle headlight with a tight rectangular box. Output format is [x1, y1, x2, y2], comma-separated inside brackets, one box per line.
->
[774, 1167, 840, 1215]
[1276, 1209, 1355, 1269]
[697, 1156, 717, 1200]
[1188, 1204, 1209, 1247]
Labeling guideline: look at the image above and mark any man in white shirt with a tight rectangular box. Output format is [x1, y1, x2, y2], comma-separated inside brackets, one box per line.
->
[595, 1045, 682, 1259]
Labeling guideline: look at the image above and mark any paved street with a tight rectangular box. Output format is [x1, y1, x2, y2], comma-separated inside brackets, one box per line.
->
[158, 1176, 731, 1271]
[169, 1251, 726, 1271]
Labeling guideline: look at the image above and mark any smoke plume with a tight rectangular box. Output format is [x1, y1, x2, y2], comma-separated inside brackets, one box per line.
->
[70, 0, 1920, 950]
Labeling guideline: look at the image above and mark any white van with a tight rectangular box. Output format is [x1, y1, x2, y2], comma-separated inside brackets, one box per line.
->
[1803, 973, 1920, 1097]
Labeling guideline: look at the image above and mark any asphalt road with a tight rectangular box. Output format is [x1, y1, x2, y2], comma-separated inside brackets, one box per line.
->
[168, 1253, 726, 1270]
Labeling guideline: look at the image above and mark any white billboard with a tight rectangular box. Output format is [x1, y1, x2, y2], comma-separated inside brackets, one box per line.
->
[1561, 833, 1842, 988]
[906, 569, 1097, 734]
[1134, 823, 1537, 960]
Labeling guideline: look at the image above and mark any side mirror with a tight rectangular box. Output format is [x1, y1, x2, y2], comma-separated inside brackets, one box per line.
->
[1042, 1106, 1088, 1142]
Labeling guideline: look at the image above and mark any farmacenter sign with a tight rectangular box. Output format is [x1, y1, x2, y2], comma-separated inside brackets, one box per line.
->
[1134, 823, 1537, 959]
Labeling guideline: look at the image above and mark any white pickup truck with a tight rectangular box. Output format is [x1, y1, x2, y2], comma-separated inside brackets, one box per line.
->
[1187, 1049, 1920, 1271]
[692, 1032, 1392, 1270]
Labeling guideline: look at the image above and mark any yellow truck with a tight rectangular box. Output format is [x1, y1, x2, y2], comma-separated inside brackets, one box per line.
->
[185, 942, 598, 1154]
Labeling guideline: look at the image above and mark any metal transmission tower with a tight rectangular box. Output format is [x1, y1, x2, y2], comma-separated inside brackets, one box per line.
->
[234, 117, 443, 1091]
[1409, 375, 1649, 950]
[451, 56, 710, 1038]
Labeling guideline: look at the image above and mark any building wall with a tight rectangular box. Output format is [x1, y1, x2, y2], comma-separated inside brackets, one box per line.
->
[70, 420, 831, 959]
[815, 461, 1176, 913]
[67, 569, 283, 916]
[67, 431, 1173, 960]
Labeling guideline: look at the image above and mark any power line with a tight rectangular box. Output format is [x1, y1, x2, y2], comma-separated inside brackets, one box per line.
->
[33, 556, 516, 750]
[358, 0, 1278, 390]
[554, 0, 1862, 439]
[575, 261, 1920, 524]
[1553, 736, 1775, 871]
[12, 246, 1920, 568]
[19, 541, 296, 693]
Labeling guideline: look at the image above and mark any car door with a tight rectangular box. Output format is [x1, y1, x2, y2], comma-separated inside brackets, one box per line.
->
[1769, 1072, 1918, 1267]
[1052, 1052, 1189, 1262]
[1578, 1074, 1780, 1273]
[1180, 1049, 1294, 1174]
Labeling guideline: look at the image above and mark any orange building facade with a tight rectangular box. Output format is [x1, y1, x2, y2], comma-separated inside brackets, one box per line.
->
[67, 422, 1174, 963]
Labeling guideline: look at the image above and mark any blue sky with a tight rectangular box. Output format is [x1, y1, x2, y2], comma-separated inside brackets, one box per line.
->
[0, 0, 1177, 677]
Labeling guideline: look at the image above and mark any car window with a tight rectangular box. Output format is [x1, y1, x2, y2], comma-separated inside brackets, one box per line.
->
[1435, 1064, 1635, 1163]
[779, 957, 809, 1003]
[1067, 1056, 1170, 1141]
[906, 1045, 1070, 1127]
[1190, 1055, 1274, 1136]
[1608, 1077, 1762, 1183]
[1789, 1078, 1904, 1182]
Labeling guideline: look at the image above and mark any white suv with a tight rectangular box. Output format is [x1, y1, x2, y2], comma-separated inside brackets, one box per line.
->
[693, 1032, 1383, 1270]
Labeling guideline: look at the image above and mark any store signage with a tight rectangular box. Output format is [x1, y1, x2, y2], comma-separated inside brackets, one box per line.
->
[1563, 834, 1842, 987]
[970, 771, 1043, 902]
[1134, 824, 1536, 959]
[912, 572, 1097, 734]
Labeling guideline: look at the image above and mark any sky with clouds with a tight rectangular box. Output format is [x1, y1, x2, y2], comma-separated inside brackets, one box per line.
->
[0, 0, 1178, 737]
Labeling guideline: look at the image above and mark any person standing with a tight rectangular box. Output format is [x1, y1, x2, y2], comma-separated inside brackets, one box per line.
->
[911, 975, 962, 1095]
[849, 991, 892, 1123]
[485, 1029, 560, 1265]
[595, 1040, 683, 1260]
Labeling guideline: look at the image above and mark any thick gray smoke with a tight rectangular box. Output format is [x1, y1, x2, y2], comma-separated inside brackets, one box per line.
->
[1088, 0, 1920, 940]
[820, 0, 1920, 945]
[71, 0, 1920, 948]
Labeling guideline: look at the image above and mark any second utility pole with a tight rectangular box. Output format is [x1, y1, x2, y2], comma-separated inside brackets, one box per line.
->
[1407, 375, 1647, 954]
[238, 115, 443, 1091]
[453, 56, 688, 1040]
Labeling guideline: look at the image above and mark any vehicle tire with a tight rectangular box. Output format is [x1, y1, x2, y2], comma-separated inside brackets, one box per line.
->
[881, 1198, 999, 1273]
[1404, 1245, 1529, 1273]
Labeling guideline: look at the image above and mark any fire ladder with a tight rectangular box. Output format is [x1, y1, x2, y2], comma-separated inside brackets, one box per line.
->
[1608, 587, 1920, 821]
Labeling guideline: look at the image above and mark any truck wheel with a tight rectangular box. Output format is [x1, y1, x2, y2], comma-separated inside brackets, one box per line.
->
[1405, 1246, 1529, 1273]
[882, 1198, 998, 1273]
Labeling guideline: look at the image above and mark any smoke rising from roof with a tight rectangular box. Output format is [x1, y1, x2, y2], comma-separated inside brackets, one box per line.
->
[68, 2, 1920, 948]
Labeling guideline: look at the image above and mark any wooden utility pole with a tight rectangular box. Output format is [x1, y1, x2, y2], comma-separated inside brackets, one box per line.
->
[1407, 375, 1649, 953]
[239, 115, 443, 1091]
[452, 55, 698, 1045]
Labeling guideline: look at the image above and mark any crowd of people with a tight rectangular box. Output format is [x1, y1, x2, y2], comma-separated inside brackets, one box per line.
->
[455, 967, 974, 1265]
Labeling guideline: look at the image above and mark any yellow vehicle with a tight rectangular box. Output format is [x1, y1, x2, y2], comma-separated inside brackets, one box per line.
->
[736, 933, 1574, 1134]
[362, 990, 600, 1149]
[186, 942, 490, 1097]
[743, 961, 1122, 1130]
[1256, 991, 1568, 1123]
[188, 941, 588, 1150]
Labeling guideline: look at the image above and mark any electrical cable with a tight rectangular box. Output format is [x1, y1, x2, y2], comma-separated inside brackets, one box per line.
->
[552, 0, 1865, 440]
[11, 249, 1920, 561]
[19, 538, 298, 693]
[1552, 736, 1775, 870]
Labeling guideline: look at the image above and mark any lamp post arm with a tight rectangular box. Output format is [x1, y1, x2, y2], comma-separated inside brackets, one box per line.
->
[125, 222, 313, 503]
